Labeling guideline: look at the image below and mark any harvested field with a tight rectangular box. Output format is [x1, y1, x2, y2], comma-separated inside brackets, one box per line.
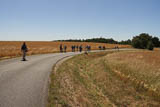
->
[48, 50, 160, 107]
[105, 50, 160, 98]
[0, 41, 131, 59]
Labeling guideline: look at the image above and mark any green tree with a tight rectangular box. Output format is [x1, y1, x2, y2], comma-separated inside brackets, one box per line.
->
[132, 33, 153, 49]
[132, 37, 141, 48]
[147, 41, 154, 50]
[152, 37, 160, 47]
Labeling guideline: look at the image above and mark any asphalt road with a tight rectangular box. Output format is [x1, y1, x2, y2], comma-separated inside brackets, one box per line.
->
[0, 52, 80, 107]
[0, 49, 132, 107]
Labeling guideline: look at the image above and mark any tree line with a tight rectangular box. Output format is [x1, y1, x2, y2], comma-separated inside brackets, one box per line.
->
[56, 33, 160, 50]
[57, 38, 122, 44]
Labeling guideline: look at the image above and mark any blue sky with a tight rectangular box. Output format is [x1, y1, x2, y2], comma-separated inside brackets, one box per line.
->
[0, 0, 160, 41]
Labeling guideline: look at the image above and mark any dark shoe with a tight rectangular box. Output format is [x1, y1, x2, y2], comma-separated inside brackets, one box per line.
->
[22, 58, 26, 61]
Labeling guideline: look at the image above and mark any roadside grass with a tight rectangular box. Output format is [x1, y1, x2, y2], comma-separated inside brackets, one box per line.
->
[48, 50, 160, 107]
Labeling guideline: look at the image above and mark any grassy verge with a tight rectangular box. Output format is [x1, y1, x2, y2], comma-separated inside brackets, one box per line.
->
[48, 51, 160, 107]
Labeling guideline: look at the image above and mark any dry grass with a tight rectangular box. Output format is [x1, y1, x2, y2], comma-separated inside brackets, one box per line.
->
[154, 48, 160, 51]
[48, 50, 160, 107]
[0, 41, 131, 59]
[48, 52, 115, 107]
[105, 50, 160, 100]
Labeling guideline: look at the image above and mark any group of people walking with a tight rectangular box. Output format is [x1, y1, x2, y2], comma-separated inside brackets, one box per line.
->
[60, 44, 67, 53]
[71, 45, 79, 52]
[99, 46, 106, 50]
[60, 45, 91, 53]
[20, 42, 120, 61]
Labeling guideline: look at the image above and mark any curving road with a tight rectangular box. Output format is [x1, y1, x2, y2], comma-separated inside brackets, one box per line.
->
[0, 52, 80, 107]
[0, 49, 132, 107]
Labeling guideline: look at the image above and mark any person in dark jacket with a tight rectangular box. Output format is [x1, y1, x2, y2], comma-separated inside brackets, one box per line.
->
[73, 45, 76, 52]
[99, 46, 102, 50]
[21, 42, 28, 61]
[71, 45, 74, 52]
[60, 44, 63, 52]
[79, 45, 83, 52]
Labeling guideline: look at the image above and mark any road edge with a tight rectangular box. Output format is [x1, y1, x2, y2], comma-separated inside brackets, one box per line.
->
[46, 55, 75, 107]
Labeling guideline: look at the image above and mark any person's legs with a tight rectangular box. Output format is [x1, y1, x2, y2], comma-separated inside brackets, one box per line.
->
[22, 50, 26, 61]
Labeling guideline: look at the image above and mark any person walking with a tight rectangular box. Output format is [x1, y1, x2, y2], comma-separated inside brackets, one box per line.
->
[85, 45, 88, 54]
[79, 45, 83, 52]
[86, 45, 89, 52]
[99, 46, 102, 50]
[73, 45, 76, 52]
[21, 42, 28, 61]
[103, 46, 106, 50]
[64, 45, 67, 53]
[60, 44, 63, 52]
[76, 45, 78, 51]
[71, 45, 74, 52]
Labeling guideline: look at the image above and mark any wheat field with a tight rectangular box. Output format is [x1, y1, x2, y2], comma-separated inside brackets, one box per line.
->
[0, 41, 131, 59]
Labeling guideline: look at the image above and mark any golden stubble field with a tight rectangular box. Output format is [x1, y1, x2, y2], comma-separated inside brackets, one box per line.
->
[0, 41, 131, 59]
[49, 50, 160, 106]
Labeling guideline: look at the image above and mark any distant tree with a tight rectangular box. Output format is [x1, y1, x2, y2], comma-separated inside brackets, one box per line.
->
[132, 33, 153, 49]
[57, 38, 117, 44]
[147, 41, 154, 50]
[132, 37, 142, 48]
[84, 38, 118, 44]
[119, 39, 132, 45]
[152, 37, 160, 47]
